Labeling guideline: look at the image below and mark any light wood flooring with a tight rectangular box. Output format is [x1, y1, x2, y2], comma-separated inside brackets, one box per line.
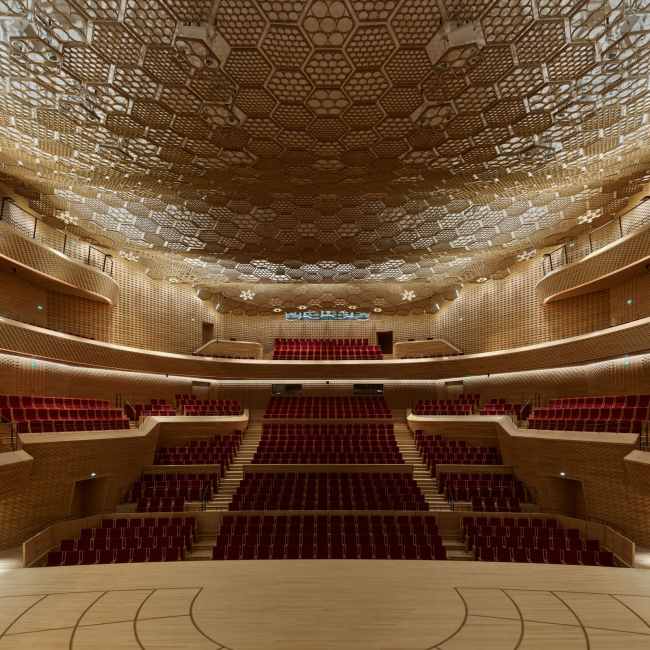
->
[0, 561, 649, 648]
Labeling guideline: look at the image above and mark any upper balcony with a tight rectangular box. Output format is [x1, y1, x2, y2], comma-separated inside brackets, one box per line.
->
[0, 198, 119, 305]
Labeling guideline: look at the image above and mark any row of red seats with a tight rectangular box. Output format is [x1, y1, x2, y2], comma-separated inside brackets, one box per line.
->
[220, 513, 438, 532]
[423, 455, 501, 471]
[401, 352, 465, 358]
[4, 407, 123, 421]
[133, 479, 214, 490]
[461, 515, 555, 535]
[177, 399, 239, 407]
[417, 397, 479, 405]
[444, 484, 526, 502]
[183, 405, 240, 414]
[477, 547, 614, 565]
[413, 406, 473, 415]
[532, 406, 649, 420]
[528, 419, 644, 433]
[213, 543, 445, 560]
[0, 395, 108, 408]
[159, 442, 239, 454]
[263, 424, 394, 433]
[191, 353, 254, 358]
[274, 338, 369, 345]
[266, 396, 389, 403]
[136, 496, 185, 512]
[14, 419, 130, 434]
[46, 547, 184, 565]
[156, 454, 233, 468]
[99, 516, 196, 529]
[264, 413, 393, 419]
[549, 394, 650, 408]
[471, 497, 521, 512]
[142, 473, 219, 486]
[273, 353, 383, 360]
[72, 525, 193, 547]
[131, 487, 211, 501]
[251, 454, 404, 464]
[125, 403, 173, 420]
[438, 472, 515, 489]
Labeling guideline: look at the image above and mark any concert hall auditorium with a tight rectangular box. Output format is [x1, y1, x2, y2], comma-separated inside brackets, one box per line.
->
[1, 2, 650, 647]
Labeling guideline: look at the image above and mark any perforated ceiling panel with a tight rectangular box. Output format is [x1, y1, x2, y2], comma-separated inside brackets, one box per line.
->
[1, 0, 650, 313]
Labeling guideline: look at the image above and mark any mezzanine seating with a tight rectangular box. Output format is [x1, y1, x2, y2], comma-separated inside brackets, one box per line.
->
[528, 394, 650, 433]
[155, 432, 242, 471]
[461, 515, 615, 566]
[413, 431, 501, 472]
[253, 423, 403, 464]
[263, 396, 392, 419]
[175, 395, 240, 416]
[272, 339, 382, 360]
[229, 472, 429, 511]
[212, 513, 446, 560]
[0, 394, 129, 433]
[44, 516, 196, 566]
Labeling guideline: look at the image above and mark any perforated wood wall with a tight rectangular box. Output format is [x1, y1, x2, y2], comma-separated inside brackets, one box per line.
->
[221, 313, 431, 353]
[434, 353, 650, 407]
[429, 256, 612, 354]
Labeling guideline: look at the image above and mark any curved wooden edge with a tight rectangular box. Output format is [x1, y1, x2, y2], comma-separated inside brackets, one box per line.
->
[536, 219, 650, 304]
[0, 221, 119, 305]
[2, 315, 650, 380]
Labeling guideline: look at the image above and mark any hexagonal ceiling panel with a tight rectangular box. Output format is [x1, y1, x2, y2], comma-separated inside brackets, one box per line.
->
[1, 0, 650, 313]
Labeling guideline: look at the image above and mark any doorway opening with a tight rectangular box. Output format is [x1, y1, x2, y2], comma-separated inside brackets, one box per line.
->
[68, 475, 110, 518]
[191, 381, 211, 401]
[546, 475, 588, 516]
[202, 322, 214, 346]
[376, 331, 393, 354]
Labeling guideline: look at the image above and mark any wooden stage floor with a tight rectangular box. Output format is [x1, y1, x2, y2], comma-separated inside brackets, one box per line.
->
[0, 561, 648, 649]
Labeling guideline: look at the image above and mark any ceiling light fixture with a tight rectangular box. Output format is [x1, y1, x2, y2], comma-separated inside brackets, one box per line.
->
[578, 209, 600, 224]
[119, 250, 140, 262]
[476, 277, 487, 283]
[240, 289, 255, 301]
[373, 307, 382, 312]
[516, 249, 537, 262]
[401, 290, 416, 302]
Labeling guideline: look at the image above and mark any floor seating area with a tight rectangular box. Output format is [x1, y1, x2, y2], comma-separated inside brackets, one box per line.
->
[230, 473, 429, 511]
[272, 339, 382, 360]
[528, 393, 650, 433]
[263, 396, 392, 419]
[253, 424, 403, 464]
[212, 514, 446, 560]
[462, 515, 615, 566]
[414, 431, 501, 472]
[1, 393, 129, 433]
[155, 432, 242, 470]
[412, 395, 479, 415]
[44, 516, 196, 566]
[438, 472, 527, 503]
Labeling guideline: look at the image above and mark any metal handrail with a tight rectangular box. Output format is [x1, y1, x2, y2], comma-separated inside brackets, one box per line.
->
[542, 195, 650, 275]
[0, 197, 113, 276]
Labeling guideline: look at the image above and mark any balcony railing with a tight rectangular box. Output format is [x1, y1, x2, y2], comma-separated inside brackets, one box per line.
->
[0, 197, 113, 276]
[542, 196, 650, 275]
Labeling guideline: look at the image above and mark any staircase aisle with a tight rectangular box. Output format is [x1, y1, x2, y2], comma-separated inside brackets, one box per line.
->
[391, 411, 448, 511]
[188, 411, 263, 560]
[208, 410, 263, 511]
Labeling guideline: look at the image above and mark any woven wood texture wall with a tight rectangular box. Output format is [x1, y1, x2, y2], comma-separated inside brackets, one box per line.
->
[536, 222, 650, 304]
[0, 222, 119, 304]
[429, 256, 612, 354]
[496, 422, 650, 546]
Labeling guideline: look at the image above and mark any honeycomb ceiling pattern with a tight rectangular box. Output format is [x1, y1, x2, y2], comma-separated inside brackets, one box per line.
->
[1, 0, 650, 314]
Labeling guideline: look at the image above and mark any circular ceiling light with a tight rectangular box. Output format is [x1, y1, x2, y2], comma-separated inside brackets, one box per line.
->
[240, 289, 255, 301]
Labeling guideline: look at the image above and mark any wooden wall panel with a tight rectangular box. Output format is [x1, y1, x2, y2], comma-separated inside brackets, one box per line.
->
[536, 220, 650, 304]
[429, 256, 611, 354]
[221, 313, 432, 353]
[609, 267, 650, 322]
[0, 222, 119, 304]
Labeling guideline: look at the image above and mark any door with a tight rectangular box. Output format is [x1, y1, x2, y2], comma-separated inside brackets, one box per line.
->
[376, 331, 393, 355]
[192, 381, 211, 401]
